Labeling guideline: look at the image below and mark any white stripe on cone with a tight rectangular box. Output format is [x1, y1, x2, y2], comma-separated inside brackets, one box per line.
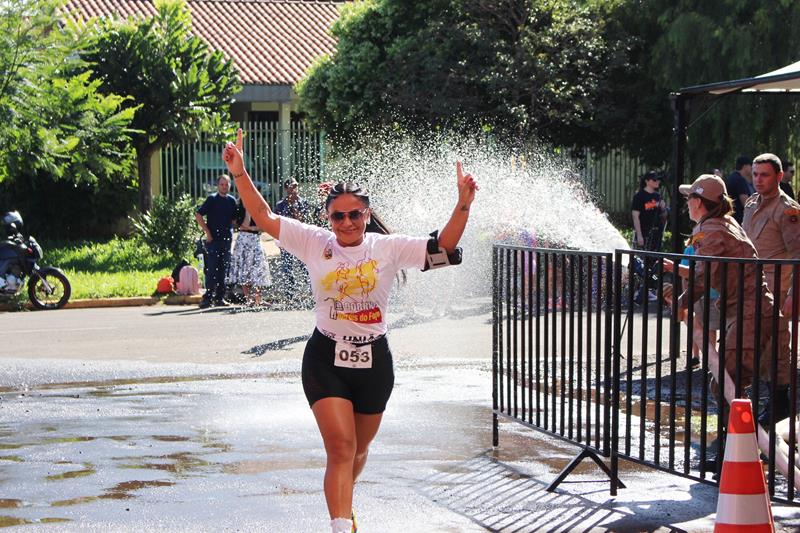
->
[722, 433, 760, 462]
[716, 493, 771, 525]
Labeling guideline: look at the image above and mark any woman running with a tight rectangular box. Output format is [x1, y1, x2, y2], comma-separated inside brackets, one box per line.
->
[222, 129, 478, 533]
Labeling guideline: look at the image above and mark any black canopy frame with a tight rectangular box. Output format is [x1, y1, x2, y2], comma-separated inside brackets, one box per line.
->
[670, 61, 800, 251]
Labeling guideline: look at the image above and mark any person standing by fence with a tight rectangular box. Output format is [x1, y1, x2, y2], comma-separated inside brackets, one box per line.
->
[726, 154, 754, 224]
[664, 174, 778, 397]
[742, 153, 798, 424]
[274, 177, 311, 303]
[227, 200, 272, 306]
[631, 170, 666, 303]
[780, 160, 795, 200]
[222, 129, 478, 533]
[195, 174, 238, 309]
[631, 170, 667, 252]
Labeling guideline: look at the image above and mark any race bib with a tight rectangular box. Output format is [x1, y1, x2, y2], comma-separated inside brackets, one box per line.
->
[334, 341, 373, 369]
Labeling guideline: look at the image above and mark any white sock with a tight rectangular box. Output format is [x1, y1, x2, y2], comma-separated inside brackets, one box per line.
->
[330, 517, 353, 533]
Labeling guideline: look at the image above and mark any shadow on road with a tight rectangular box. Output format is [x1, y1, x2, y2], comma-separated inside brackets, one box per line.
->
[422, 451, 709, 532]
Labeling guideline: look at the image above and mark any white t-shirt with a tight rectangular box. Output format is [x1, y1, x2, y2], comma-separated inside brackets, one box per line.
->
[277, 216, 428, 342]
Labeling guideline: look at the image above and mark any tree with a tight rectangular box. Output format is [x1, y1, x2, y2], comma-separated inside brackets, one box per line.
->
[0, 0, 135, 188]
[297, 0, 629, 151]
[81, 0, 241, 212]
[594, 0, 800, 172]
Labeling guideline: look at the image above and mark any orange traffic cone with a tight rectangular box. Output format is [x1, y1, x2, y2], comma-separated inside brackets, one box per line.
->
[714, 398, 774, 532]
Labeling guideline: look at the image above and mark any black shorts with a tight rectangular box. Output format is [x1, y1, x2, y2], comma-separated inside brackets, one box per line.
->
[301, 329, 394, 414]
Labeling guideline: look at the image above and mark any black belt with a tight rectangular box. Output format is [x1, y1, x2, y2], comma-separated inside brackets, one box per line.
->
[239, 230, 261, 234]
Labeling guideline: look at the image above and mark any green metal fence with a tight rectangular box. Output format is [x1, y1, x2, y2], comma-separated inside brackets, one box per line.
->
[579, 149, 654, 221]
[159, 121, 324, 205]
[160, 127, 653, 225]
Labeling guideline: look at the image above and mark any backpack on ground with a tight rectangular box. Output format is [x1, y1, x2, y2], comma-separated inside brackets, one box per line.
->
[156, 276, 175, 294]
[176, 265, 200, 295]
[171, 259, 190, 285]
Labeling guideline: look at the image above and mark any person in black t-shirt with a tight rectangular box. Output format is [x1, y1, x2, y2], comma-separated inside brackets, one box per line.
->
[780, 160, 795, 200]
[195, 174, 238, 308]
[631, 170, 667, 251]
[725, 154, 754, 223]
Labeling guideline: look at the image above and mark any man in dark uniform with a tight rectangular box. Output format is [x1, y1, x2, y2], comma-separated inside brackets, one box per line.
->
[195, 174, 237, 308]
[742, 153, 800, 424]
[780, 160, 795, 199]
[726, 154, 754, 224]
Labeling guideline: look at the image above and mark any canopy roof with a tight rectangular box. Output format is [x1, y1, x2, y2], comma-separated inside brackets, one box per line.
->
[676, 60, 800, 96]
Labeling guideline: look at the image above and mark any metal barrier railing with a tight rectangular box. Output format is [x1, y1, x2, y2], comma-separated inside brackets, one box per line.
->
[492, 246, 620, 493]
[493, 244, 800, 504]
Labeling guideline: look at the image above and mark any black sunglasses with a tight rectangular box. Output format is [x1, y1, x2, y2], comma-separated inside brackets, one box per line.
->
[329, 207, 368, 222]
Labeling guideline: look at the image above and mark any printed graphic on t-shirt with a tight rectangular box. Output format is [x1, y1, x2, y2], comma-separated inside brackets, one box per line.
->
[321, 255, 383, 324]
[644, 199, 659, 211]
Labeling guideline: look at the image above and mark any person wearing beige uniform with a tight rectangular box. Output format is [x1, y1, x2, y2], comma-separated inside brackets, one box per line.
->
[665, 174, 777, 397]
[742, 153, 799, 424]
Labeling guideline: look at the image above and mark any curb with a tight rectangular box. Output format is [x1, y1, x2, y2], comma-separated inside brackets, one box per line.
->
[0, 293, 203, 312]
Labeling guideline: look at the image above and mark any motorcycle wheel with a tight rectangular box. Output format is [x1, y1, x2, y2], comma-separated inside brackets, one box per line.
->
[28, 267, 71, 310]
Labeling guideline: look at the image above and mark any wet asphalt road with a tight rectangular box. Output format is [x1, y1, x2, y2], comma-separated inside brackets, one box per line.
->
[1, 301, 799, 531]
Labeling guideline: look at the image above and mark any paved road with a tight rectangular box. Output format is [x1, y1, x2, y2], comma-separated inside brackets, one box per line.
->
[0, 302, 798, 532]
[0, 301, 492, 365]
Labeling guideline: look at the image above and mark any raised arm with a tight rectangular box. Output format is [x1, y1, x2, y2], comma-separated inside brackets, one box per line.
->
[438, 161, 479, 253]
[222, 129, 281, 239]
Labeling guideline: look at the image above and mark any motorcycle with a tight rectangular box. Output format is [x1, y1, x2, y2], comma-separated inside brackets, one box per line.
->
[0, 211, 71, 310]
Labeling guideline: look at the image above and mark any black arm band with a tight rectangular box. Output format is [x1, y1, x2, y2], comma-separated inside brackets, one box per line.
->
[422, 230, 462, 271]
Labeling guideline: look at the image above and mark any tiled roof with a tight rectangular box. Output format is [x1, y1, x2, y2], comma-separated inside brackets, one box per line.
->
[63, 0, 341, 86]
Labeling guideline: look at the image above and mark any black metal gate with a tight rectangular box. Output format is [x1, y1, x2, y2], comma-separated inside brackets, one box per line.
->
[492, 244, 800, 504]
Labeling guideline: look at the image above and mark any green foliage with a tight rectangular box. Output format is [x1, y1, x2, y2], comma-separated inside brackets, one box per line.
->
[43, 237, 175, 273]
[298, 0, 800, 176]
[0, 0, 136, 187]
[42, 238, 179, 299]
[63, 270, 171, 299]
[0, 173, 137, 239]
[81, 0, 241, 211]
[130, 194, 198, 260]
[298, 0, 627, 151]
[598, 0, 800, 171]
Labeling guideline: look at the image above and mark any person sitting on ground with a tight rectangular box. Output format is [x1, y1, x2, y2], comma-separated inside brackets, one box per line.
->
[222, 128, 478, 533]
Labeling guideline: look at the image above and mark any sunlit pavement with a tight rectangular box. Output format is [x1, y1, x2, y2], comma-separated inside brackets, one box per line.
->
[0, 303, 799, 531]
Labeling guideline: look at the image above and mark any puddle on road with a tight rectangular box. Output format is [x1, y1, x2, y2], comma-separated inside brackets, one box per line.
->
[42, 436, 95, 445]
[0, 370, 301, 395]
[223, 457, 324, 475]
[0, 500, 24, 509]
[45, 464, 95, 481]
[118, 451, 215, 475]
[103, 480, 176, 499]
[0, 516, 70, 527]
[0, 364, 491, 529]
[151, 435, 191, 442]
[51, 480, 177, 507]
